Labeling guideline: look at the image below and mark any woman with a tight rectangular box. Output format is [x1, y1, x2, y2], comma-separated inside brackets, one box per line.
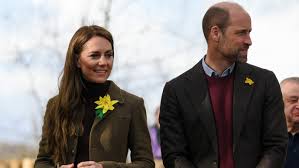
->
[34, 25, 154, 168]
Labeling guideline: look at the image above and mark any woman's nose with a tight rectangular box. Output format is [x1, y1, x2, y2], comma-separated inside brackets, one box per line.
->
[97, 55, 108, 65]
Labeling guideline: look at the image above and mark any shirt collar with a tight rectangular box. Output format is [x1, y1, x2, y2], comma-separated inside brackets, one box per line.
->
[202, 56, 235, 77]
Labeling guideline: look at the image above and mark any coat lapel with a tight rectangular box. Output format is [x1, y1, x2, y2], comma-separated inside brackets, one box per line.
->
[184, 62, 218, 153]
[91, 81, 125, 130]
[232, 63, 255, 152]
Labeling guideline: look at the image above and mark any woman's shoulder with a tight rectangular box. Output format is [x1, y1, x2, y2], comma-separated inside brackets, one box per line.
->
[121, 89, 142, 101]
[110, 81, 143, 104]
[120, 89, 144, 106]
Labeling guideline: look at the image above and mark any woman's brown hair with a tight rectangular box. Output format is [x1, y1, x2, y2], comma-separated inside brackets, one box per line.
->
[42, 25, 114, 164]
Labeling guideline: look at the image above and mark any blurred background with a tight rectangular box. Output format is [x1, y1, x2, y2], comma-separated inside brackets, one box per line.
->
[0, 0, 298, 166]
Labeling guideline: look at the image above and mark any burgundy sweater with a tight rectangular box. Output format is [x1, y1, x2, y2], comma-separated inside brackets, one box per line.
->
[206, 74, 234, 168]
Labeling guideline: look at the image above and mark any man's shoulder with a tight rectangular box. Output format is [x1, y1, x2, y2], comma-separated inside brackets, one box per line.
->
[238, 62, 274, 77]
[167, 62, 201, 86]
[237, 63, 279, 90]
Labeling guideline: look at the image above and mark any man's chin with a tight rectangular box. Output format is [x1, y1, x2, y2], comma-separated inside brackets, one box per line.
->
[237, 56, 247, 63]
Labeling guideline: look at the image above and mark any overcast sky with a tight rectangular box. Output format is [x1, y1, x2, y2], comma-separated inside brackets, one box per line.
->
[0, 0, 298, 146]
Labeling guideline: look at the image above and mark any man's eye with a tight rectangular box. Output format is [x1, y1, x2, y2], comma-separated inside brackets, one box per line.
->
[237, 31, 246, 35]
[288, 98, 298, 103]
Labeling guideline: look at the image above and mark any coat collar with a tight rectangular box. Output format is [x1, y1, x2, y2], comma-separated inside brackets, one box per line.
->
[232, 62, 255, 152]
[106, 80, 125, 104]
[91, 81, 125, 130]
[184, 61, 218, 153]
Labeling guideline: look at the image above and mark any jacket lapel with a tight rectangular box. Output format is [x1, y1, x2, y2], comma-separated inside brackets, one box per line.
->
[232, 63, 254, 152]
[91, 81, 125, 130]
[184, 61, 218, 153]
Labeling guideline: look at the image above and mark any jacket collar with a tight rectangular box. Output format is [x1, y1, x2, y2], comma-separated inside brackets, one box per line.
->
[232, 62, 255, 153]
[90, 81, 125, 131]
[184, 60, 218, 152]
[202, 56, 235, 77]
[106, 80, 125, 104]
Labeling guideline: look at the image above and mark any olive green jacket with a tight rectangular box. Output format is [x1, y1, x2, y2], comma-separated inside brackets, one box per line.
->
[34, 81, 154, 168]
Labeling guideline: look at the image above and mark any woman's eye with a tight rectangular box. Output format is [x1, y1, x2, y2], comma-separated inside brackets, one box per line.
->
[89, 51, 113, 59]
[104, 52, 114, 58]
[106, 53, 113, 57]
[90, 54, 99, 59]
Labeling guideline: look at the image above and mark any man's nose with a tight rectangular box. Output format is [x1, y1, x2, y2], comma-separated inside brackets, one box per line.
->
[294, 99, 299, 110]
[245, 35, 252, 46]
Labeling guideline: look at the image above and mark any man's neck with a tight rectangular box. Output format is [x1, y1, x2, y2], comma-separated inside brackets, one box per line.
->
[205, 53, 234, 74]
[287, 121, 299, 134]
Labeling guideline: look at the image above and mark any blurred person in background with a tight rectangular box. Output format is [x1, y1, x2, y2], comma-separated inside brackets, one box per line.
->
[280, 77, 299, 168]
[149, 106, 164, 168]
[34, 25, 154, 168]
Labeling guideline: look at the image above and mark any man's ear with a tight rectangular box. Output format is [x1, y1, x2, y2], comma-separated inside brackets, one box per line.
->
[210, 26, 221, 42]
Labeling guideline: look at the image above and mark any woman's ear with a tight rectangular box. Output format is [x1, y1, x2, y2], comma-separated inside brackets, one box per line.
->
[76, 54, 81, 68]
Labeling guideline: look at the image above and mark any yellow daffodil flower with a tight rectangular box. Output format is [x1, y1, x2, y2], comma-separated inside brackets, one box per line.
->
[94, 94, 119, 119]
[245, 77, 254, 85]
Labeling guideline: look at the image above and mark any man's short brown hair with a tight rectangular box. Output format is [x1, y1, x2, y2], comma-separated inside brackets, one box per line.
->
[202, 6, 230, 42]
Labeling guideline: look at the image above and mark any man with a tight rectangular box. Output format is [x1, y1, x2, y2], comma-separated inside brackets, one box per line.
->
[160, 2, 288, 168]
[280, 77, 299, 168]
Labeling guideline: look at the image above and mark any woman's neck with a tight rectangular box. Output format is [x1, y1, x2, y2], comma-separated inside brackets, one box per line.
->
[82, 79, 110, 98]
